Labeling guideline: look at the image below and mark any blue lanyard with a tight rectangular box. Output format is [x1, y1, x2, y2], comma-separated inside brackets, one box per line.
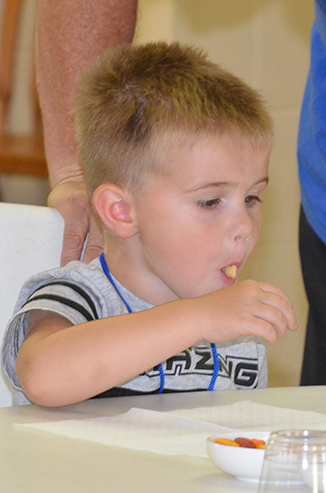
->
[99, 253, 218, 393]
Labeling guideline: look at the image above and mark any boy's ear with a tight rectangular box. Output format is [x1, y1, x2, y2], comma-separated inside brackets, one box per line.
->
[92, 184, 138, 239]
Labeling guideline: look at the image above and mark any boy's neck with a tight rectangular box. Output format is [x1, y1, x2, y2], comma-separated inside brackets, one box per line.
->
[103, 235, 179, 305]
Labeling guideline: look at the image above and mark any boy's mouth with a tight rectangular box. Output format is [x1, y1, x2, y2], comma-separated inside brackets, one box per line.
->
[222, 265, 238, 280]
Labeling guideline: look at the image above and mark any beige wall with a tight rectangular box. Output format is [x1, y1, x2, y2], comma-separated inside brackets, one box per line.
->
[135, 0, 314, 387]
[2, 0, 315, 386]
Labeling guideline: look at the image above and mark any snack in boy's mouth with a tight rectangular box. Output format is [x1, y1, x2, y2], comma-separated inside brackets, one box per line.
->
[223, 265, 237, 279]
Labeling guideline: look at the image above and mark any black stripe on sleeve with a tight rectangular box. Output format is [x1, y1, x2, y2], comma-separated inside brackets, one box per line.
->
[31, 281, 99, 319]
[23, 294, 95, 322]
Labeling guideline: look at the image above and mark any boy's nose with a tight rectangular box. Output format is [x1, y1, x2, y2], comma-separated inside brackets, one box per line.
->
[231, 210, 254, 243]
[234, 231, 253, 243]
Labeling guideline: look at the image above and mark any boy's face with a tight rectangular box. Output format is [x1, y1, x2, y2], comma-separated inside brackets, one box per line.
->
[131, 133, 271, 303]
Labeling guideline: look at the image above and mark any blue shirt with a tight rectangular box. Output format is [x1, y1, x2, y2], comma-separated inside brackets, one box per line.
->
[298, 0, 326, 244]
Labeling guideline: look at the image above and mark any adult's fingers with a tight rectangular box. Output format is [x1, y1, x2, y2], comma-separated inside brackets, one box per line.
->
[48, 181, 97, 266]
[82, 214, 104, 263]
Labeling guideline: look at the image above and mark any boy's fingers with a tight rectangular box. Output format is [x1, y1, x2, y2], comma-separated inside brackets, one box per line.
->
[256, 305, 290, 340]
[259, 282, 294, 308]
[246, 316, 280, 346]
[257, 285, 297, 332]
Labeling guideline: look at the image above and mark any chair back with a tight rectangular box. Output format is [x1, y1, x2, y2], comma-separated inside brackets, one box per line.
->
[0, 203, 64, 406]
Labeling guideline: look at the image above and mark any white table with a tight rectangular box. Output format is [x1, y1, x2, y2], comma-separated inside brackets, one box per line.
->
[1, 386, 326, 492]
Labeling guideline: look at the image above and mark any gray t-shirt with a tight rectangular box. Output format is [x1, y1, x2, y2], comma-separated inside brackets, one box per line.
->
[1, 257, 268, 405]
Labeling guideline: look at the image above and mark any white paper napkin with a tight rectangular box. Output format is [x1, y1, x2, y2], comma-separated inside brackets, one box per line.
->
[170, 400, 326, 431]
[16, 401, 326, 458]
[16, 407, 231, 457]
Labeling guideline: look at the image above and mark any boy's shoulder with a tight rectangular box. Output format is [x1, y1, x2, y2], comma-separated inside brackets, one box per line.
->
[12, 257, 108, 314]
[20, 257, 105, 292]
[14, 256, 154, 317]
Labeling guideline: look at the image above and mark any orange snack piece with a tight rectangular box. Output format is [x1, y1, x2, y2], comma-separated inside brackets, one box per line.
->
[214, 438, 240, 447]
[251, 439, 266, 449]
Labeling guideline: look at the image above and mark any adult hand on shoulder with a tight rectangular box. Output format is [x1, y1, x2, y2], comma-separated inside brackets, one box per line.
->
[48, 180, 104, 266]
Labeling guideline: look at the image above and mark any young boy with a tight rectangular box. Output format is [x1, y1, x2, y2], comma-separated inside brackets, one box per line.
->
[2, 42, 297, 407]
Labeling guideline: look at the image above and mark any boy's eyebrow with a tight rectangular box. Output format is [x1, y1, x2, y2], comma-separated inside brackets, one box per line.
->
[185, 177, 269, 193]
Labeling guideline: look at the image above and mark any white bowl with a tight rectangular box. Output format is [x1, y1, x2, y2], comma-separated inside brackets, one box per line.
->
[207, 431, 270, 482]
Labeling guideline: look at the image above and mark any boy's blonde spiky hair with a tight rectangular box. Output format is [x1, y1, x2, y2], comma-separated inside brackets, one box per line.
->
[74, 41, 273, 197]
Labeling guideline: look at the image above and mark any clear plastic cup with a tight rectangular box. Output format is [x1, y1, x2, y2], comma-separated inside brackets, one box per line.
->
[258, 430, 326, 492]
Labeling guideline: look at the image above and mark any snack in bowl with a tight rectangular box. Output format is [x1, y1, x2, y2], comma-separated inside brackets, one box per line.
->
[215, 436, 266, 449]
[207, 431, 270, 482]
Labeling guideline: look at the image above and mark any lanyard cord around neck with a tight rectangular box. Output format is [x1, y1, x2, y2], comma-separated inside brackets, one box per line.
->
[99, 253, 219, 393]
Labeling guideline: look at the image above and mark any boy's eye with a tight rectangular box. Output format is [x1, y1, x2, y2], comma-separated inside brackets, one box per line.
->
[197, 198, 221, 209]
[245, 195, 262, 206]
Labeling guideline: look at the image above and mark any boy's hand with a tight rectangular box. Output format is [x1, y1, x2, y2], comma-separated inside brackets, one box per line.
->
[202, 280, 297, 345]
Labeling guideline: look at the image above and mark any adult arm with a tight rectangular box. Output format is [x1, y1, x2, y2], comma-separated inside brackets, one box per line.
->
[35, 0, 138, 265]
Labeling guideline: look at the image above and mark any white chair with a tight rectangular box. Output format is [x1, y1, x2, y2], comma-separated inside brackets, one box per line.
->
[0, 202, 64, 407]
